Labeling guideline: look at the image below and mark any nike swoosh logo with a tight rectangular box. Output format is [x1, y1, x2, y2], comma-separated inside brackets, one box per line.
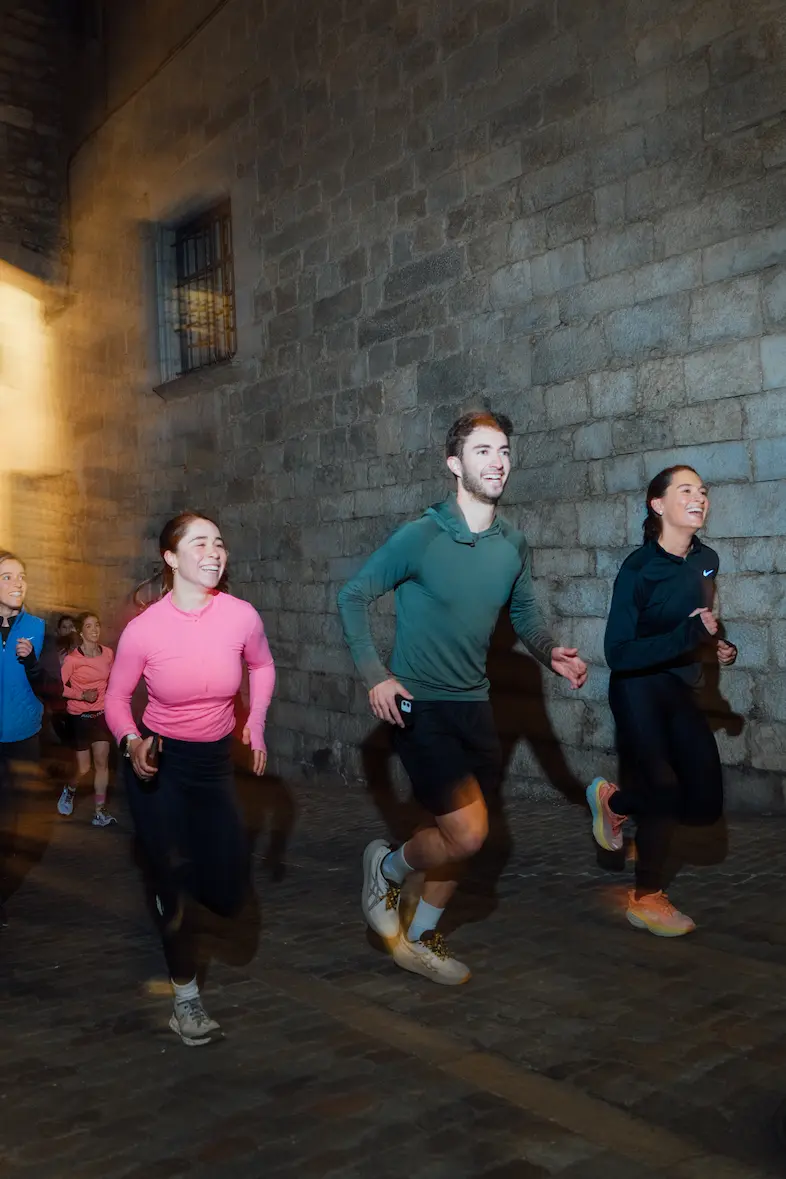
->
[703, 569, 714, 577]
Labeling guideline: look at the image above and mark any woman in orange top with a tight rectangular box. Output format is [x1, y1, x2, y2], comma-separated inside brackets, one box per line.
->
[59, 613, 116, 827]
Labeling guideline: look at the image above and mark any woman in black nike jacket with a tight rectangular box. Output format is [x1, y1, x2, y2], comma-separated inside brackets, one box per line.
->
[586, 466, 737, 937]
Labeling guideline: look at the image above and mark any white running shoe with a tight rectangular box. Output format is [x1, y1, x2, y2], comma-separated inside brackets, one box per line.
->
[57, 786, 76, 816]
[361, 839, 401, 941]
[92, 809, 117, 828]
[169, 996, 223, 1046]
[392, 931, 471, 986]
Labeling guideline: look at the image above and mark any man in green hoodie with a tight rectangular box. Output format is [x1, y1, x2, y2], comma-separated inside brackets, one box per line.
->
[337, 410, 587, 985]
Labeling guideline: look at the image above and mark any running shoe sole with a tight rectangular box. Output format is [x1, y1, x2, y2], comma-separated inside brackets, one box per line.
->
[586, 777, 621, 852]
[361, 839, 400, 941]
[57, 791, 75, 817]
[92, 814, 117, 827]
[392, 939, 471, 986]
[626, 911, 695, 937]
[168, 1015, 224, 1046]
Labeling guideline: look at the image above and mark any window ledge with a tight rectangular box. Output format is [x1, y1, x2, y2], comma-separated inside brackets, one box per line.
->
[152, 359, 248, 400]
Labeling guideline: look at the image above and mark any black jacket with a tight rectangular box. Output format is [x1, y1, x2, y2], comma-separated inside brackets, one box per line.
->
[604, 538, 719, 684]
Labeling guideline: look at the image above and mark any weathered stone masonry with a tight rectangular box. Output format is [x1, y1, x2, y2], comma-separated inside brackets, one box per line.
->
[60, 0, 786, 808]
[0, 0, 71, 278]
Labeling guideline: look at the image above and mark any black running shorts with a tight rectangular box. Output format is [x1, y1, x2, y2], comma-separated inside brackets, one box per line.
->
[70, 711, 111, 751]
[392, 700, 502, 817]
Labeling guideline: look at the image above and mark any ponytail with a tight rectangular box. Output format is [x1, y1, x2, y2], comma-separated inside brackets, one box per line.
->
[642, 507, 662, 544]
[132, 568, 169, 613]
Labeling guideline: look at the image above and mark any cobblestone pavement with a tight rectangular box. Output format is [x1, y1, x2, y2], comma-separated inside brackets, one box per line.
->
[2, 761, 786, 1179]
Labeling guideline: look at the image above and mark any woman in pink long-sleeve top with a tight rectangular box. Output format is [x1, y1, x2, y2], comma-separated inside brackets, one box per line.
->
[58, 613, 116, 826]
[105, 512, 275, 1047]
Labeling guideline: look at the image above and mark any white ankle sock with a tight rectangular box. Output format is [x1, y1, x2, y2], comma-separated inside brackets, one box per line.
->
[172, 977, 199, 1004]
[407, 899, 444, 942]
[381, 844, 412, 884]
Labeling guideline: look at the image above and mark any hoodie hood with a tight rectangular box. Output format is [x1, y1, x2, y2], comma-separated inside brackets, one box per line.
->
[424, 498, 502, 545]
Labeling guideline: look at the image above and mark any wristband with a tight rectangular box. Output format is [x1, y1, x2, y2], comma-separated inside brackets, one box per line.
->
[119, 733, 141, 758]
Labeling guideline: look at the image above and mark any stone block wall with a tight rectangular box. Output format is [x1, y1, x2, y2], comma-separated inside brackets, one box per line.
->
[0, 0, 72, 279]
[60, 0, 786, 808]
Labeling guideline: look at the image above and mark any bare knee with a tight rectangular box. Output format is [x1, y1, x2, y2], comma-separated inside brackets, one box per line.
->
[93, 747, 109, 773]
[441, 806, 489, 861]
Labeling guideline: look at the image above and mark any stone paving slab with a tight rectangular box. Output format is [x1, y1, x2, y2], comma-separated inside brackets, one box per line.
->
[1, 769, 786, 1177]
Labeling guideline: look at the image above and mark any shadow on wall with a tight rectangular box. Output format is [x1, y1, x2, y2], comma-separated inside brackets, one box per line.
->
[129, 739, 297, 984]
[0, 264, 77, 610]
[359, 612, 745, 928]
[657, 648, 744, 884]
[359, 609, 585, 932]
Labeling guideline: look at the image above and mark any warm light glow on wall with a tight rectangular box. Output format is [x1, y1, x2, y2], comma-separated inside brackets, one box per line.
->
[0, 261, 70, 611]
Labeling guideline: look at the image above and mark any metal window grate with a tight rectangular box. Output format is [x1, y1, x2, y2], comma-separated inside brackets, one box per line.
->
[172, 202, 237, 376]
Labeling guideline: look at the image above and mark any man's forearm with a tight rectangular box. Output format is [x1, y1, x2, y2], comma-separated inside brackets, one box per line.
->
[337, 586, 389, 690]
[515, 624, 556, 670]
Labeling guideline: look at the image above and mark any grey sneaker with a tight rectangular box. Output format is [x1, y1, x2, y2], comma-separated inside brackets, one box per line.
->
[392, 931, 471, 986]
[92, 809, 117, 828]
[57, 786, 76, 816]
[169, 996, 223, 1046]
[361, 839, 401, 942]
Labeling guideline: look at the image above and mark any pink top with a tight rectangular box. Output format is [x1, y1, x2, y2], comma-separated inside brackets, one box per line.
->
[62, 646, 114, 716]
[104, 592, 275, 751]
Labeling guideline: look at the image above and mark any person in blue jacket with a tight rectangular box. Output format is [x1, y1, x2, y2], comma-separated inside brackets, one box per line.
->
[585, 467, 737, 938]
[0, 550, 46, 924]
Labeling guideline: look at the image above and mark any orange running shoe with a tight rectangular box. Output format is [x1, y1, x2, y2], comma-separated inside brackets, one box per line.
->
[626, 890, 696, 937]
[586, 777, 626, 852]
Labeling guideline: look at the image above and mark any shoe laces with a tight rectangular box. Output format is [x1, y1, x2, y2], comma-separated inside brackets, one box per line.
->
[178, 997, 211, 1027]
[375, 866, 401, 911]
[420, 931, 451, 961]
[639, 891, 678, 917]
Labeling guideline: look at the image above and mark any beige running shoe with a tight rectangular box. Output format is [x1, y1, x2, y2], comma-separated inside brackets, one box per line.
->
[392, 930, 471, 986]
[169, 996, 223, 1046]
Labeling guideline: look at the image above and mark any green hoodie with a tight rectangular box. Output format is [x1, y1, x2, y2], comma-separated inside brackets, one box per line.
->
[337, 498, 556, 701]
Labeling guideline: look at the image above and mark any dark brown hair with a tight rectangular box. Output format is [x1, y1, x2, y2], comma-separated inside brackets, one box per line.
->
[75, 611, 99, 635]
[0, 551, 24, 570]
[133, 512, 226, 610]
[643, 466, 701, 543]
[56, 615, 76, 655]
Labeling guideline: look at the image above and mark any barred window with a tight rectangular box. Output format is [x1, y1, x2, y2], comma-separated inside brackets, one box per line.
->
[155, 202, 237, 384]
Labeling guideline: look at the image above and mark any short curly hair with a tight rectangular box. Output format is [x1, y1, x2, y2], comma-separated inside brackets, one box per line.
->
[445, 411, 513, 459]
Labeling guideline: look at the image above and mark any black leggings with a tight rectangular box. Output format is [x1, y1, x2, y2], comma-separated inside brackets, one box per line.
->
[125, 733, 249, 983]
[608, 672, 723, 894]
[0, 735, 40, 902]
